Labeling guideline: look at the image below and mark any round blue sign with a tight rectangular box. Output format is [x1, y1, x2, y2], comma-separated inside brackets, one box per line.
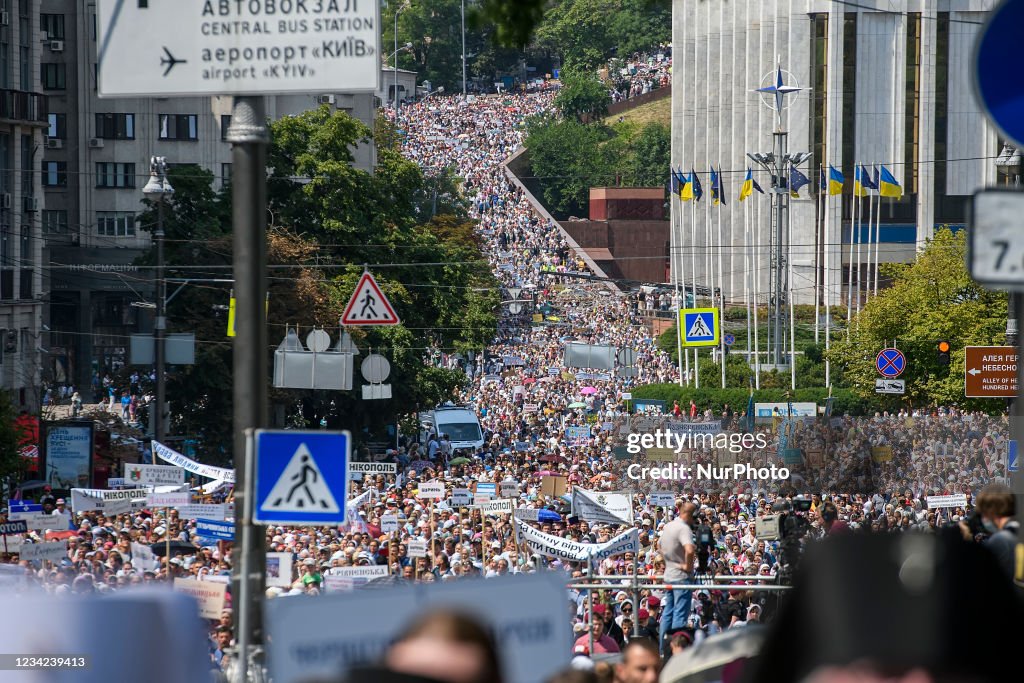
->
[724, 333, 735, 347]
[876, 348, 906, 379]
[974, 0, 1024, 147]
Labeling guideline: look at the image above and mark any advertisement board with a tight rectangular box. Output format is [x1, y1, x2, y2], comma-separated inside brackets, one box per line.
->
[42, 422, 93, 489]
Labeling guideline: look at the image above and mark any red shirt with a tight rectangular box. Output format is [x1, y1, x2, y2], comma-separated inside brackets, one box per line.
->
[574, 633, 620, 655]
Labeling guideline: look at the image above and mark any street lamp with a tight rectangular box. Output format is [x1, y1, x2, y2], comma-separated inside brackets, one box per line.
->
[461, 0, 467, 96]
[394, 1, 411, 113]
[142, 156, 173, 442]
[388, 41, 413, 110]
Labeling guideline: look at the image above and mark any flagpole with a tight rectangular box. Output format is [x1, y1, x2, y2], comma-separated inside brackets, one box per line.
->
[824, 167, 832, 388]
[718, 175, 725, 389]
[874, 173, 881, 296]
[744, 194, 751, 370]
[680, 189, 690, 384]
[865, 165, 875, 305]
[788, 182, 796, 391]
[855, 170, 863, 314]
[752, 198, 761, 389]
[814, 163, 822, 346]
[691, 196, 699, 389]
[672, 178, 685, 387]
[847, 163, 857, 337]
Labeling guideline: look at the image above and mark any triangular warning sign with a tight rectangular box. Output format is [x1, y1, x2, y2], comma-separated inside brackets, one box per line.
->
[341, 272, 400, 325]
[260, 443, 341, 514]
[687, 314, 712, 338]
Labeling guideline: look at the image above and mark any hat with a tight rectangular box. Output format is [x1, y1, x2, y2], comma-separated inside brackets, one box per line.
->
[303, 558, 315, 566]
[638, 608, 650, 621]
[592, 604, 607, 615]
[56, 498, 65, 504]
[646, 596, 660, 608]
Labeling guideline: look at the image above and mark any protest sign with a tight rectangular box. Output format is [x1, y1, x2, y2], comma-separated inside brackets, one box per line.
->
[152, 440, 235, 482]
[266, 552, 293, 588]
[451, 488, 473, 506]
[499, 480, 520, 499]
[195, 519, 235, 541]
[416, 481, 445, 500]
[927, 494, 968, 509]
[571, 489, 634, 525]
[406, 539, 428, 558]
[124, 464, 185, 486]
[648, 492, 675, 508]
[0, 521, 28, 535]
[173, 578, 226, 619]
[480, 499, 513, 516]
[177, 504, 228, 521]
[539, 476, 567, 499]
[265, 573, 572, 683]
[147, 492, 191, 508]
[515, 520, 638, 563]
[10, 512, 66, 532]
[323, 566, 389, 592]
[348, 462, 397, 475]
[18, 541, 67, 563]
[131, 542, 158, 572]
[380, 514, 399, 534]
[515, 507, 540, 522]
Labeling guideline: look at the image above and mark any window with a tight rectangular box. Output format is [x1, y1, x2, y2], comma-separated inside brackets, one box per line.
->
[20, 224, 30, 260]
[40, 14, 65, 40]
[47, 113, 66, 139]
[21, 134, 31, 193]
[42, 161, 67, 187]
[221, 163, 232, 186]
[95, 162, 135, 189]
[42, 210, 67, 234]
[159, 114, 198, 141]
[19, 1, 30, 91]
[0, 134, 9, 194]
[41, 63, 66, 90]
[96, 113, 135, 140]
[0, 39, 9, 89]
[95, 113, 135, 140]
[96, 211, 136, 237]
[220, 115, 232, 141]
[0, 224, 10, 267]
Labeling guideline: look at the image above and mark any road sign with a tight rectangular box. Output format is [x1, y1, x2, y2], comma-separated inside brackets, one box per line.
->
[254, 430, 350, 526]
[875, 348, 906, 378]
[965, 345, 1018, 398]
[96, 1, 381, 98]
[341, 272, 400, 326]
[968, 190, 1024, 290]
[875, 378, 905, 394]
[680, 308, 720, 347]
[723, 333, 735, 347]
[973, 0, 1024, 147]
[1009, 440, 1019, 472]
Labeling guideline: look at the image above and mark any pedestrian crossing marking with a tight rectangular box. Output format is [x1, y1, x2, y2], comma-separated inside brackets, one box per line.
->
[680, 308, 720, 347]
[260, 443, 341, 514]
[341, 272, 400, 325]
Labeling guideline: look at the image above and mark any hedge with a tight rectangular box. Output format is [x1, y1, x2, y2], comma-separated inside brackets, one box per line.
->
[629, 384, 872, 416]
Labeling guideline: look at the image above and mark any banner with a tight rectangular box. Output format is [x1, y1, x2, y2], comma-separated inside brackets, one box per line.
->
[196, 519, 235, 541]
[515, 519, 638, 562]
[346, 488, 378, 511]
[147, 492, 191, 507]
[266, 552, 293, 587]
[152, 441, 235, 483]
[173, 578, 226, 619]
[665, 419, 722, 435]
[123, 463, 186, 486]
[71, 487, 147, 513]
[564, 426, 591, 444]
[927, 494, 968, 509]
[10, 512, 68, 532]
[348, 462, 397, 475]
[323, 566, 389, 592]
[480, 499, 513, 516]
[451, 488, 473, 506]
[416, 481, 445, 500]
[571, 488, 634, 525]
[177, 504, 229, 521]
[18, 541, 67, 563]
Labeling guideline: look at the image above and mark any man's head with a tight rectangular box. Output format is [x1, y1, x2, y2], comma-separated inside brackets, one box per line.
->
[976, 484, 1015, 532]
[615, 638, 661, 683]
[677, 501, 697, 524]
[215, 626, 232, 650]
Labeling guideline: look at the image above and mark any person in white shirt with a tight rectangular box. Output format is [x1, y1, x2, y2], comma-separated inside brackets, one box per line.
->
[657, 500, 696, 652]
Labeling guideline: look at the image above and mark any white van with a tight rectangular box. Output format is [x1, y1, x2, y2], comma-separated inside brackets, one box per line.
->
[421, 404, 485, 451]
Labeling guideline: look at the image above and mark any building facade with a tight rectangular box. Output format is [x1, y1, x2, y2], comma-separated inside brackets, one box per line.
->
[0, 0, 47, 409]
[671, 0, 998, 307]
[40, 1, 388, 398]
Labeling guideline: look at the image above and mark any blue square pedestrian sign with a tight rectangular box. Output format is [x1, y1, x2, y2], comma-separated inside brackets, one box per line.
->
[680, 307, 720, 347]
[254, 430, 351, 526]
[1009, 439, 1019, 473]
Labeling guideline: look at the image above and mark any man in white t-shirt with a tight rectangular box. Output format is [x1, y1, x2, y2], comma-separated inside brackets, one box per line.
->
[657, 500, 696, 653]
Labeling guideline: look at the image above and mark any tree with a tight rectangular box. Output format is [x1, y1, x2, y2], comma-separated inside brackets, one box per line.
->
[827, 228, 1007, 409]
[622, 122, 670, 187]
[555, 70, 610, 121]
[524, 114, 615, 216]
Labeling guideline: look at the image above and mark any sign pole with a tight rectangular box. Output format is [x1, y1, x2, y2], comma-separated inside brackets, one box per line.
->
[1015, 296, 1024, 589]
[165, 506, 171, 572]
[227, 97, 269, 683]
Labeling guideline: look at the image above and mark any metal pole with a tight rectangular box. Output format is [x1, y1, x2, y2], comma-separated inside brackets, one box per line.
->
[774, 133, 787, 366]
[1014, 294, 1024, 591]
[587, 554, 595, 654]
[227, 97, 269, 683]
[154, 197, 166, 442]
[394, 8, 399, 113]
[461, 0, 467, 96]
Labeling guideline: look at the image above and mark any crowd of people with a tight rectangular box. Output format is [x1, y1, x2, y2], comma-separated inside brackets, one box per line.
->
[606, 48, 672, 103]
[1, 89, 1018, 683]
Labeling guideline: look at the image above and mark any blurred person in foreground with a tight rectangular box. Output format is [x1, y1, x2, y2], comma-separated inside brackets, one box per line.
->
[613, 638, 661, 683]
[340, 610, 503, 683]
[973, 483, 1019, 580]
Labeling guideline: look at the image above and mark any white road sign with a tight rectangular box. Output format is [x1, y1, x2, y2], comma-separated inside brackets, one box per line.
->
[968, 189, 1024, 290]
[96, 0, 381, 97]
[874, 378, 906, 394]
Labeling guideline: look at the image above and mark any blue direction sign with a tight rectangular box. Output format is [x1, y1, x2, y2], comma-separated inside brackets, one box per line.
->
[974, 0, 1024, 147]
[254, 430, 350, 526]
[723, 333, 735, 347]
[1010, 440, 1019, 473]
[876, 348, 906, 379]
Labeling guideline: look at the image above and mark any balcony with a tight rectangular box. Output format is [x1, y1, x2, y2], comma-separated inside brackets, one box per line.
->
[0, 90, 47, 127]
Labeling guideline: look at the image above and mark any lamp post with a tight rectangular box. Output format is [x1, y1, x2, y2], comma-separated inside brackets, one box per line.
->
[142, 157, 173, 442]
[996, 143, 1021, 347]
[461, 0, 467, 96]
[394, 1, 410, 113]
[388, 41, 413, 112]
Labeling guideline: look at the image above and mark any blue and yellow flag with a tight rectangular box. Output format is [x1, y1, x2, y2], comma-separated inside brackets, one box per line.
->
[789, 166, 810, 198]
[710, 166, 727, 205]
[879, 165, 903, 199]
[828, 165, 844, 195]
[861, 165, 878, 193]
[853, 165, 868, 197]
[739, 168, 755, 202]
[691, 168, 703, 202]
[680, 170, 694, 201]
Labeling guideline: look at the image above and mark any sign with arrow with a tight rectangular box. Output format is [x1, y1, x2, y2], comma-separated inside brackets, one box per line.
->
[964, 346, 1018, 398]
[341, 272, 400, 326]
[96, 0, 381, 98]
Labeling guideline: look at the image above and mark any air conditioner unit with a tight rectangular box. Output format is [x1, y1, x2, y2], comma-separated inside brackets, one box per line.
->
[88, 138, 104, 148]
[317, 94, 336, 105]
[49, 40, 64, 52]
[45, 138, 62, 150]
[22, 196, 39, 212]
[0, 194, 10, 210]
[0, 12, 9, 27]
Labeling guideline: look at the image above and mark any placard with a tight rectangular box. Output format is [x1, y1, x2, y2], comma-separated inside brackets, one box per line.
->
[407, 539, 428, 558]
[927, 494, 968, 509]
[124, 464, 186, 486]
[451, 488, 473, 506]
[173, 578, 226, 619]
[480, 499, 513, 516]
[348, 462, 398, 475]
[499, 481, 520, 499]
[380, 514, 399, 534]
[177, 504, 229, 521]
[323, 566, 389, 592]
[648, 492, 675, 508]
[147, 492, 191, 507]
[18, 541, 67, 563]
[416, 481, 445, 500]
[266, 552, 294, 588]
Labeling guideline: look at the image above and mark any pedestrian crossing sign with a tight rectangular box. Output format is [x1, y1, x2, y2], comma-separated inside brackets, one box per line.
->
[680, 308, 720, 347]
[341, 271, 400, 326]
[254, 430, 351, 526]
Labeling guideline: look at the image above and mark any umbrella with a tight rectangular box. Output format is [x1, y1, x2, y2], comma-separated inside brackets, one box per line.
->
[537, 509, 562, 523]
[150, 540, 200, 557]
[567, 402, 587, 409]
[449, 457, 471, 466]
[522, 377, 537, 384]
[580, 387, 598, 395]
[408, 460, 434, 472]
[659, 626, 765, 683]
[540, 454, 567, 464]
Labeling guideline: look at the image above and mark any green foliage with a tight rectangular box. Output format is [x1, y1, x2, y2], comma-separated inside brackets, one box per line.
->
[631, 383, 872, 416]
[137, 109, 498, 463]
[827, 228, 1007, 409]
[621, 123, 670, 187]
[555, 70, 610, 121]
[524, 114, 615, 216]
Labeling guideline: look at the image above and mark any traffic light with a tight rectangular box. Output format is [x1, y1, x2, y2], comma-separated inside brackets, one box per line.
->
[937, 340, 951, 365]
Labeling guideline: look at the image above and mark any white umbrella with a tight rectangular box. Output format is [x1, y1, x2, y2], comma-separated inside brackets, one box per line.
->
[659, 626, 766, 683]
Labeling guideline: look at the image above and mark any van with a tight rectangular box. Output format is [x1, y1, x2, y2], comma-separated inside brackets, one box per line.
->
[420, 404, 485, 451]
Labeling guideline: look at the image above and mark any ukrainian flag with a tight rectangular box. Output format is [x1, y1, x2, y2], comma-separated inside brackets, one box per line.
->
[680, 171, 694, 201]
[878, 165, 903, 199]
[691, 168, 703, 202]
[828, 165, 844, 195]
[854, 165, 868, 197]
[739, 168, 754, 202]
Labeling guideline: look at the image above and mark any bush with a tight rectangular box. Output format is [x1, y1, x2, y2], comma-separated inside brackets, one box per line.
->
[630, 383, 872, 416]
